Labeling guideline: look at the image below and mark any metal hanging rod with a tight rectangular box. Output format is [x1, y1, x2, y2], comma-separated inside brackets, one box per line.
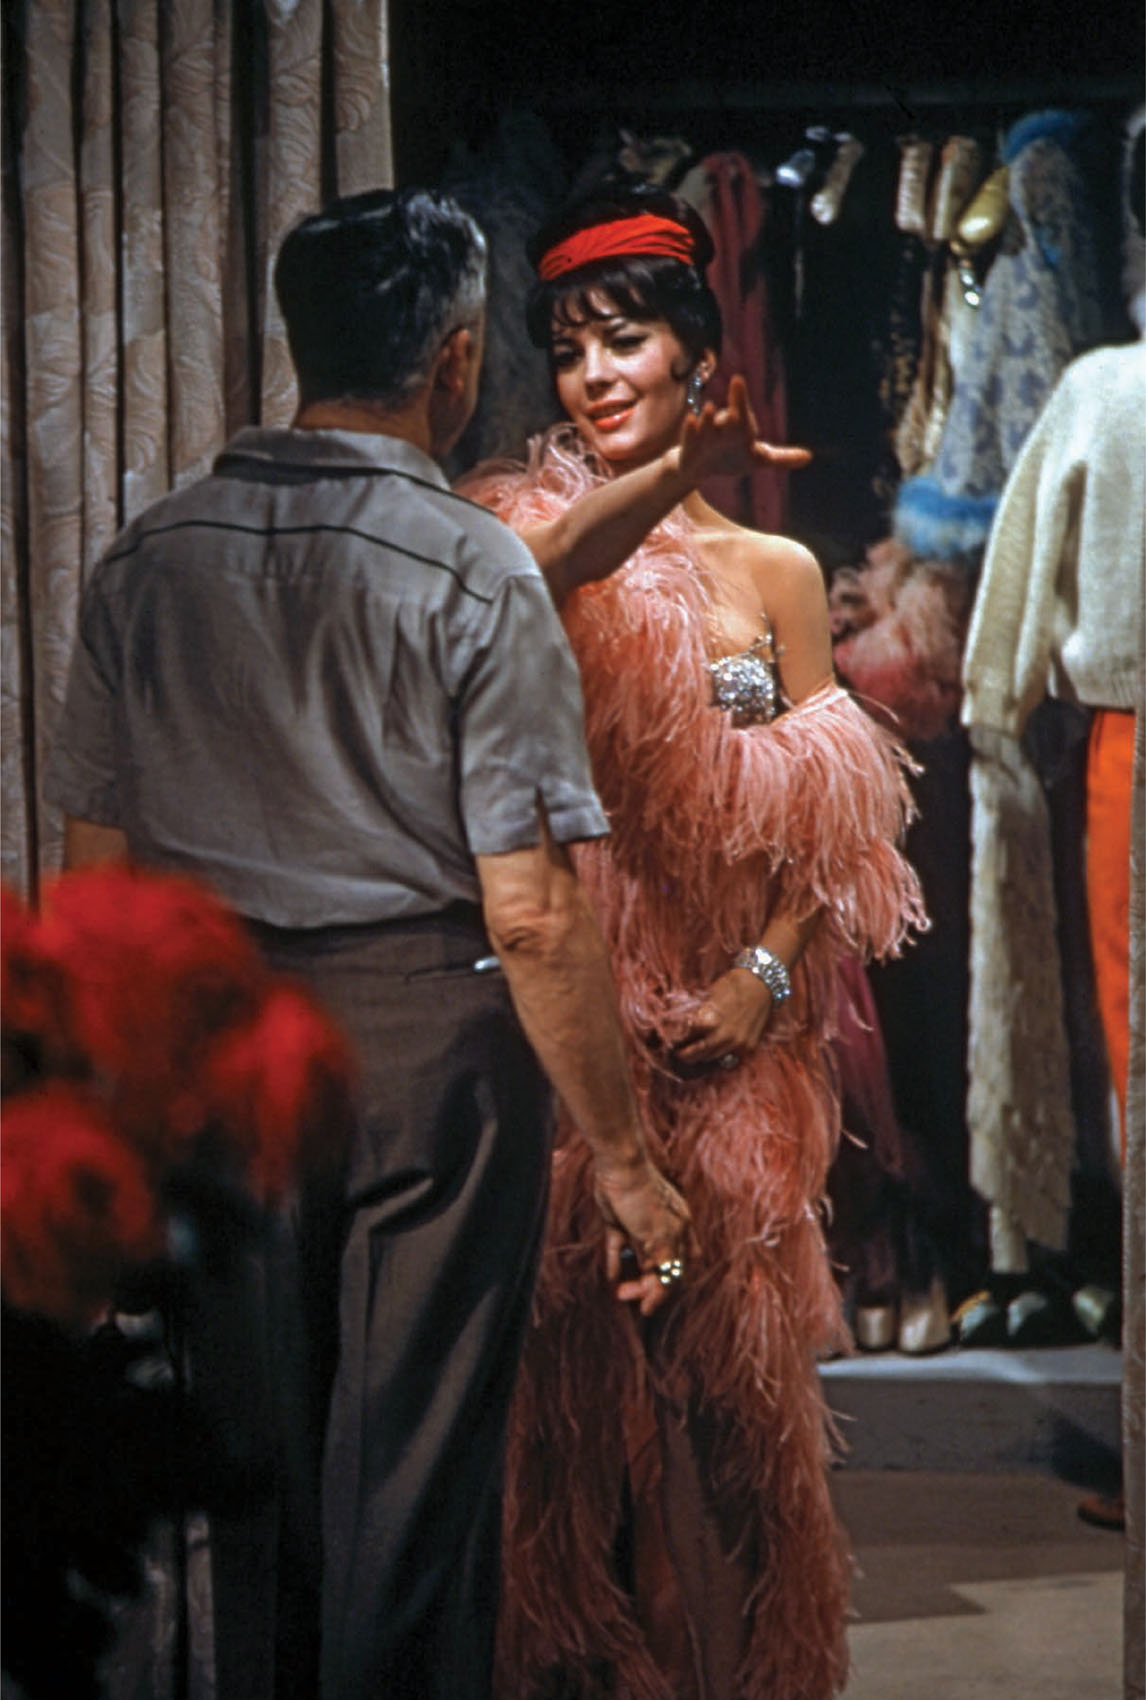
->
[543, 75, 1142, 119]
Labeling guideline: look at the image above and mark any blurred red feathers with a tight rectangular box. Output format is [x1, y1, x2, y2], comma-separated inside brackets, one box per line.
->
[2, 866, 355, 1327]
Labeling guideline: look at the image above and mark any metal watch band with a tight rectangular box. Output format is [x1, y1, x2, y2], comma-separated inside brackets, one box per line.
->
[731, 945, 792, 1004]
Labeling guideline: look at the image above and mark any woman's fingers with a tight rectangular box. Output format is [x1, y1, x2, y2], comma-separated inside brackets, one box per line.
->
[680, 380, 810, 477]
[674, 1029, 736, 1065]
[674, 1027, 721, 1059]
[726, 373, 758, 436]
[708, 395, 811, 469]
[754, 442, 813, 467]
[721, 373, 747, 422]
[674, 1003, 718, 1058]
[678, 404, 716, 463]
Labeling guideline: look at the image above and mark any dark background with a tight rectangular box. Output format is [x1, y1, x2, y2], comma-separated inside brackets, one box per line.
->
[387, 0, 1141, 1310]
[390, 0, 1144, 182]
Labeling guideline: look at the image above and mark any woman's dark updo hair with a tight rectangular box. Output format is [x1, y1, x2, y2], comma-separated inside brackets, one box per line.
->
[525, 174, 722, 366]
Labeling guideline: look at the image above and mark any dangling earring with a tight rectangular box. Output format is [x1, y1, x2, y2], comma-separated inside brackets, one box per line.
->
[687, 368, 706, 415]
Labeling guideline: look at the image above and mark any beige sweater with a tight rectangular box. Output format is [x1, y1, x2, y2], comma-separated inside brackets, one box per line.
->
[963, 341, 1146, 735]
[961, 341, 1145, 1269]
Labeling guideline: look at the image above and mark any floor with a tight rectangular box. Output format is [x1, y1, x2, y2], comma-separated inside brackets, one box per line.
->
[820, 1341, 1123, 1473]
[823, 1339, 1127, 1699]
[833, 1470, 1124, 1698]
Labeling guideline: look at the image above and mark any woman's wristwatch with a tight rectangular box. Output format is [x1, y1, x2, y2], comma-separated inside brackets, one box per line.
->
[731, 945, 792, 1004]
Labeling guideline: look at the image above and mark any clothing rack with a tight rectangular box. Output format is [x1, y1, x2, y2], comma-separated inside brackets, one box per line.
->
[543, 74, 1142, 120]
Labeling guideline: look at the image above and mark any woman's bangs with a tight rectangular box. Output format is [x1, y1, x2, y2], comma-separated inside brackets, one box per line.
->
[548, 266, 662, 333]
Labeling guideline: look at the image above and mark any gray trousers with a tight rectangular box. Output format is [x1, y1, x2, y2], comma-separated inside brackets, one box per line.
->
[252, 907, 553, 1700]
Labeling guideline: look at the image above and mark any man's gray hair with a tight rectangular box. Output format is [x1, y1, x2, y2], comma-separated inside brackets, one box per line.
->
[275, 188, 489, 409]
[398, 208, 487, 399]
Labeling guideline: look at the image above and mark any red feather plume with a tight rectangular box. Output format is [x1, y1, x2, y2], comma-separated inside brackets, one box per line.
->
[2, 869, 354, 1325]
[35, 867, 268, 1157]
[200, 982, 356, 1202]
[1, 1083, 159, 1327]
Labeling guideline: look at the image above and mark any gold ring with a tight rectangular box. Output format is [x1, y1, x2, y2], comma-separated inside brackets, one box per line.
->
[655, 1258, 685, 1287]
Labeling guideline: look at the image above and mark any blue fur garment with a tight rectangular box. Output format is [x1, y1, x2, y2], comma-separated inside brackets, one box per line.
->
[895, 476, 999, 562]
[1001, 108, 1090, 164]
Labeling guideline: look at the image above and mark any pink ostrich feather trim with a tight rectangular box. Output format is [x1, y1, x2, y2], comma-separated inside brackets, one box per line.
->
[464, 431, 927, 1700]
[467, 430, 926, 992]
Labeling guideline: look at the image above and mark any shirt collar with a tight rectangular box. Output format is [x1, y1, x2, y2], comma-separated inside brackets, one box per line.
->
[216, 426, 450, 490]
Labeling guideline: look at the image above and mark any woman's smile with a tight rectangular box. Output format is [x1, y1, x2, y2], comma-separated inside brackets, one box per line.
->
[551, 299, 693, 468]
[586, 399, 638, 432]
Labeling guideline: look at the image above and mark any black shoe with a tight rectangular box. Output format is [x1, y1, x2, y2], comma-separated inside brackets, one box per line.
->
[953, 1290, 1008, 1347]
[1006, 1288, 1088, 1347]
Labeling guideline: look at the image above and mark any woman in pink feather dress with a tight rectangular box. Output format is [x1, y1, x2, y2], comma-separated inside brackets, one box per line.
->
[465, 179, 925, 1700]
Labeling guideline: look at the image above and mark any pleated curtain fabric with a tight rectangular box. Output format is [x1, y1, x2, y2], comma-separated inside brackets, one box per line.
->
[1, 0, 393, 896]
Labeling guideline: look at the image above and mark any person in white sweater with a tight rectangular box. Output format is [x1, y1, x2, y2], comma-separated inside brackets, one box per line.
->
[961, 338, 1144, 1293]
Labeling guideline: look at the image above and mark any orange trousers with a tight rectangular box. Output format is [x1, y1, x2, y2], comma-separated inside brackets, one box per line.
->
[1086, 708, 1135, 1157]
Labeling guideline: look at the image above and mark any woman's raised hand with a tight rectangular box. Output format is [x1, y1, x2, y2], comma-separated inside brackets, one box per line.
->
[676, 374, 812, 485]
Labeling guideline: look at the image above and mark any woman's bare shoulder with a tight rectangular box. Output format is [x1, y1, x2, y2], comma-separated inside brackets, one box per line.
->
[722, 527, 824, 601]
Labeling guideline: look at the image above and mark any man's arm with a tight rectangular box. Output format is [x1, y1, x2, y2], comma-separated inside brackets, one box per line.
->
[64, 816, 128, 869]
[476, 820, 690, 1315]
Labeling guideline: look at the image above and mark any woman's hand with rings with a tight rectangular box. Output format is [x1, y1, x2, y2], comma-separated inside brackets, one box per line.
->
[672, 967, 776, 1073]
[674, 375, 812, 487]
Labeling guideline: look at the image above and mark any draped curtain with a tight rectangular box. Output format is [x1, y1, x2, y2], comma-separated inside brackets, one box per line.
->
[1, 0, 393, 899]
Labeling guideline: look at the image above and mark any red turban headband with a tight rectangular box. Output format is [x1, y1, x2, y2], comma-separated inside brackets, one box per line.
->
[536, 213, 696, 281]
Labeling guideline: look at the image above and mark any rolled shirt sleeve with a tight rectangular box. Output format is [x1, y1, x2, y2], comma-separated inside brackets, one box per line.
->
[456, 571, 609, 855]
[41, 425, 611, 925]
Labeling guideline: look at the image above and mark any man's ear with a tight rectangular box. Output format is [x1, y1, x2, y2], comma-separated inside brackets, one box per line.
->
[434, 325, 475, 398]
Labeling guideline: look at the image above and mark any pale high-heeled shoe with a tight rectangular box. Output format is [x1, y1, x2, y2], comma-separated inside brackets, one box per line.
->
[854, 1301, 898, 1351]
[897, 1274, 952, 1355]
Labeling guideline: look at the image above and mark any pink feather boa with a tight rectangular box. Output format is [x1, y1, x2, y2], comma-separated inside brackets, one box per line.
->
[464, 432, 926, 1700]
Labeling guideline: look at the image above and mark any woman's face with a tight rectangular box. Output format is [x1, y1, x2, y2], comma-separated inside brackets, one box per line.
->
[550, 293, 702, 469]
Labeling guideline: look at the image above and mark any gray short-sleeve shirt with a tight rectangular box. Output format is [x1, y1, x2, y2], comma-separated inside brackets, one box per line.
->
[45, 427, 609, 926]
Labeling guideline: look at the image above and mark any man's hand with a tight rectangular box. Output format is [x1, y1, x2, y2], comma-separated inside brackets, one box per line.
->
[593, 1155, 692, 1316]
[479, 828, 695, 1317]
[674, 374, 812, 487]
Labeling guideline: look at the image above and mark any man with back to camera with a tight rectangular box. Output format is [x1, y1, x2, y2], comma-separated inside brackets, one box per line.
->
[45, 187, 690, 1700]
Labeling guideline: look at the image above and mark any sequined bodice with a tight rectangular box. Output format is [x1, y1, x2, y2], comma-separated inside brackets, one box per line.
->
[708, 615, 783, 727]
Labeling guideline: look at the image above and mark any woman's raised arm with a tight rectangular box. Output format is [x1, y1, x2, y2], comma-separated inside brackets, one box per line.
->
[522, 378, 810, 606]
